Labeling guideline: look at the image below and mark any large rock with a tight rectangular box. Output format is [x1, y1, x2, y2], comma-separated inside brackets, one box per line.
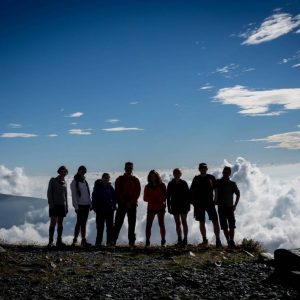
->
[274, 248, 300, 271]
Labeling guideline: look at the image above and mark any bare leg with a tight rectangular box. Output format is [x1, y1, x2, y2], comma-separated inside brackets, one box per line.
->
[145, 212, 155, 242]
[180, 214, 188, 240]
[229, 228, 235, 241]
[173, 215, 182, 239]
[199, 221, 206, 239]
[157, 211, 166, 241]
[212, 219, 220, 240]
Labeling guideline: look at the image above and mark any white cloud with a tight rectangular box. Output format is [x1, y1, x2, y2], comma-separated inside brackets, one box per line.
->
[0, 133, 37, 138]
[213, 64, 254, 78]
[214, 85, 300, 116]
[68, 129, 92, 135]
[102, 127, 144, 132]
[1, 158, 300, 251]
[67, 112, 83, 118]
[242, 67, 255, 72]
[292, 63, 300, 68]
[129, 101, 139, 105]
[248, 131, 300, 149]
[199, 84, 213, 90]
[242, 13, 300, 45]
[8, 123, 22, 128]
[48, 134, 58, 137]
[215, 63, 239, 75]
[106, 119, 120, 123]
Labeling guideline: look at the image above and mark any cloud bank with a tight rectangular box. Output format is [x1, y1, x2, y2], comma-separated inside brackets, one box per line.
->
[241, 12, 300, 45]
[249, 131, 300, 149]
[0, 133, 37, 138]
[214, 85, 300, 116]
[1, 158, 300, 251]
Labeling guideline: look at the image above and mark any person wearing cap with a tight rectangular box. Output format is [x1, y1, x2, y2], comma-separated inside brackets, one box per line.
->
[47, 165, 69, 247]
[190, 163, 222, 248]
[216, 166, 240, 247]
[70, 165, 92, 247]
[113, 162, 141, 247]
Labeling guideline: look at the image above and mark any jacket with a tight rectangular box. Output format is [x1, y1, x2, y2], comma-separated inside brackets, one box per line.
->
[167, 179, 190, 214]
[144, 183, 167, 211]
[47, 177, 68, 209]
[70, 179, 91, 210]
[92, 179, 117, 212]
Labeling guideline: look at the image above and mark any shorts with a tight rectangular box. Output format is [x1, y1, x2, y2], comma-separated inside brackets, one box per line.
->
[218, 207, 236, 230]
[49, 205, 67, 218]
[194, 204, 218, 222]
[147, 207, 166, 216]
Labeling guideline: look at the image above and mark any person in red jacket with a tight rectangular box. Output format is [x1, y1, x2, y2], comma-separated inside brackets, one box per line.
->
[113, 162, 141, 247]
[144, 170, 167, 247]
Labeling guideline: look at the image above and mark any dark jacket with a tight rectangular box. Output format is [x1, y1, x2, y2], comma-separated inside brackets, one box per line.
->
[115, 174, 141, 208]
[190, 174, 216, 206]
[167, 179, 190, 214]
[92, 180, 117, 213]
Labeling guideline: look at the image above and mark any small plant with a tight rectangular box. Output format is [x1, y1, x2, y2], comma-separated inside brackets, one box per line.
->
[241, 238, 264, 253]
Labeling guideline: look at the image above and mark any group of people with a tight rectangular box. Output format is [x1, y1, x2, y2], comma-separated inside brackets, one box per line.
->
[47, 161, 240, 248]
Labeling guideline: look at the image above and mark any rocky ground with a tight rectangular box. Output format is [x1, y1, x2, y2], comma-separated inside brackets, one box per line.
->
[0, 242, 299, 300]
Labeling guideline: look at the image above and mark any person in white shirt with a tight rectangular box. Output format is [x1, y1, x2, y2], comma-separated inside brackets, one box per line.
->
[70, 165, 92, 247]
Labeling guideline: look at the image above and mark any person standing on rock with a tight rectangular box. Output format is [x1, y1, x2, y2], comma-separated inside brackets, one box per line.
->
[92, 173, 117, 247]
[216, 166, 240, 247]
[47, 165, 69, 247]
[144, 170, 167, 247]
[113, 162, 141, 247]
[167, 168, 190, 246]
[190, 163, 222, 248]
[71, 165, 92, 247]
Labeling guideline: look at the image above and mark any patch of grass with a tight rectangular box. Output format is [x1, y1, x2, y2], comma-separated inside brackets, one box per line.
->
[241, 238, 264, 254]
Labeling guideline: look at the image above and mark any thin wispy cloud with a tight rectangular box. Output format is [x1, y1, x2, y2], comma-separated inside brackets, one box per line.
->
[129, 101, 139, 105]
[213, 64, 254, 78]
[66, 112, 83, 118]
[248, 131, 300, 149]
[70, 122, 78, 125]
[199, 84, 213, 90]
[48, 134, 58, 137]
[278, 50, 300, 65]
[214, 85, 300, 116]
[292, 63, 300, 68]
[102, 127, 143, 132]
[8, 123, 22, 128]
[105, 119, 120, 123]
[0, 133, 37, 138]
[241, 12, 300, 45]
[68, 129, 92, 135]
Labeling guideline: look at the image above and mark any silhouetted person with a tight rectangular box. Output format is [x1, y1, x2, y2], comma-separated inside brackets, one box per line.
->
[190, 163, 222, 248]
[47, 166, 68, 247]
[114, 162, 141, 246]
[167, 168, 190, 246]
[216, 166, 240, 247]
[92, 173, 116, 247]
[71, 165, 92, 247]
[144, 170, 167, 247]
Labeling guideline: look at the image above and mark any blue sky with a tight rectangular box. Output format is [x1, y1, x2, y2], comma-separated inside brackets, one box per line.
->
[0, 0, 300, 175]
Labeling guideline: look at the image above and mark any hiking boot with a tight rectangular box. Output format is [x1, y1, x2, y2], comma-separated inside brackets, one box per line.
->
[182, 237, 188, 246]
[56, 240, 66, 248]
[216, 239, 223, 248]
[129, 241, 136, 247]
[199, 238, 208, 247]
[71, 238, 78, 247]
[228, 240, 236, 248]
[145, 240, 150, 248]
[81, 239, 91, 247]
[161, 239, 166, 247]
[47, 242, 55, 248]
[177, 236, 183, 246]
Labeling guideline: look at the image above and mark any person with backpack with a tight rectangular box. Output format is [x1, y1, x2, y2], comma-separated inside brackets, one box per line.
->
[144, 170, 167, 247]
[92, 173, 117, 247]
[167, 168, 190, 246]
[216, 166, 240, 247]
[190, 163, 222, 248]
[113, 162, 141, 247]
[47, 165, 68, 247]
[70, 165, 92, 247]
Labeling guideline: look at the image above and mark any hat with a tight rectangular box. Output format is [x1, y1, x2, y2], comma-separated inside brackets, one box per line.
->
[199, 163, 207, 168]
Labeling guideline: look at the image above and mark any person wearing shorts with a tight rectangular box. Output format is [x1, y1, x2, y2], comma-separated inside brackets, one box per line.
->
[167, 168, 190, 246]
[216, 166, 240, 247]
[144, 170, 167, 247]
[190, 163, 222, 248]
[47, 166, 68, 247]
